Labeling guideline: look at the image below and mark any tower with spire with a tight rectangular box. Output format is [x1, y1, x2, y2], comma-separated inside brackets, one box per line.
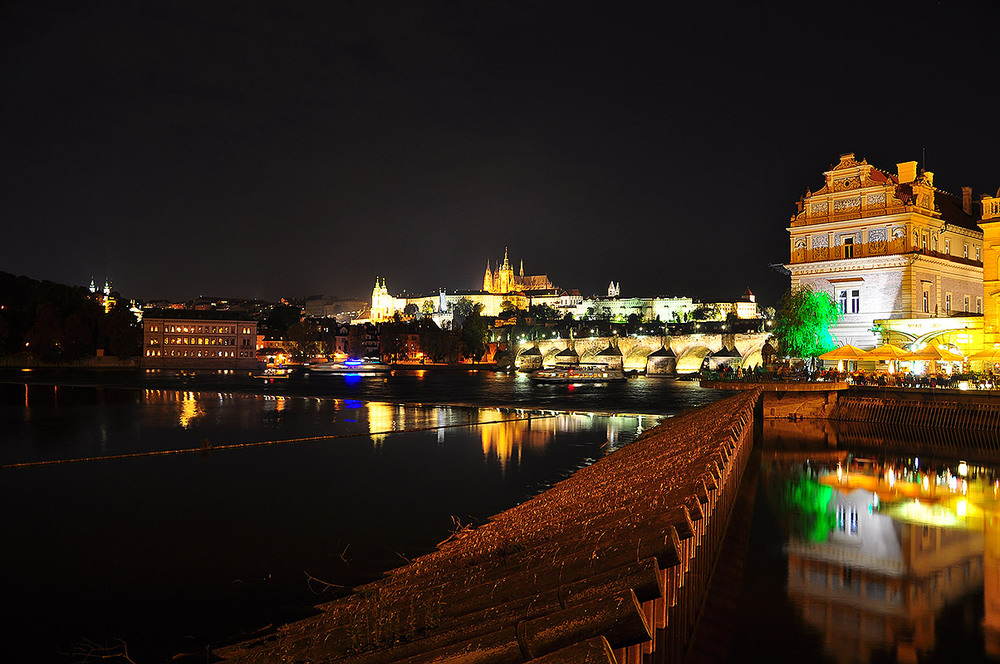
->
[483, 260, 493, 292]
[371, 276, 395, 322]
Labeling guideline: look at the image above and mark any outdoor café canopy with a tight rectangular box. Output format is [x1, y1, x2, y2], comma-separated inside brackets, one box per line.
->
[903, 345, 965, 363]
[818, 344, 869, 361]
[865, 343, 910, 360]
[969, 345, 1000, 362]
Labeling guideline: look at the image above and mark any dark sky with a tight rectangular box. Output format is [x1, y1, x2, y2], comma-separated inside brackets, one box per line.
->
[3, 1, 998, 307]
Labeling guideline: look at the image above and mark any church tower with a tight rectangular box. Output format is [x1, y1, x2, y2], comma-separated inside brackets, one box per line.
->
[498, 248, 514, 294]
[483, 261, 494, 293]
[371, 276, 394, 322]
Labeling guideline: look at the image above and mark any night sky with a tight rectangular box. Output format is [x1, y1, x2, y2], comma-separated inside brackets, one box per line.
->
[3, 1, 998, 307]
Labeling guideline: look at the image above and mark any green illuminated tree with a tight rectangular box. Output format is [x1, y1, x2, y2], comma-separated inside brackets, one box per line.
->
[772, 286, 841, 365]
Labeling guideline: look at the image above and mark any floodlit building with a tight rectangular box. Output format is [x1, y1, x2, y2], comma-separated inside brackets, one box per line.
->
[365, 249, 758, 325]
[142, 309, 259, 369]
[786, 153, 984, 349]
[978, 192, 1000, 349]
[483, 248, 555, 295]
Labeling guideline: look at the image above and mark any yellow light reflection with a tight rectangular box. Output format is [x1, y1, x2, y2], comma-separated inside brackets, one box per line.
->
[480, 415, 565, 469]
[178, 391, 203, 429]
[367, 402, 396, 446]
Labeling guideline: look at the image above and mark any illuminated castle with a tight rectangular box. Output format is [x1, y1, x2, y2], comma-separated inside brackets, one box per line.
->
[483, 248, 554, 295]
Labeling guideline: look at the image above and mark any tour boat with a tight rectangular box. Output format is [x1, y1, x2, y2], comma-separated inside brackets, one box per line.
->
[306, 359, 392, 375]
[529, 363, 626, 383]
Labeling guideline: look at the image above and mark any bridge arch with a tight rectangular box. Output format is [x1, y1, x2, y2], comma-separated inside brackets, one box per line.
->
[676, 345, 713, 374]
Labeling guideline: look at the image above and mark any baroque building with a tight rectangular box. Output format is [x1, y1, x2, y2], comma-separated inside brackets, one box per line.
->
[786, 153, 984, 349]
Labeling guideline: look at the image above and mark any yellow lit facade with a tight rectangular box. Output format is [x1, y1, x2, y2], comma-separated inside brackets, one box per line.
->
[787, 153, 985, 350]
[978, 192, 1000, 348]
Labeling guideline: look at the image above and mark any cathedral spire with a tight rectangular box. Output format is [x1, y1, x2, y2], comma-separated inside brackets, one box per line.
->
[519, 259, 524, 277]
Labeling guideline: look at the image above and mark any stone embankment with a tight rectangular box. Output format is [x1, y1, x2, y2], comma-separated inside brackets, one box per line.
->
[836, 386, 1000, 431]
[215, 388, 761, 664]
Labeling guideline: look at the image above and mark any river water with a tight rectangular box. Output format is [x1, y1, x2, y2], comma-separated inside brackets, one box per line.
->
[3, 369, 999, 663]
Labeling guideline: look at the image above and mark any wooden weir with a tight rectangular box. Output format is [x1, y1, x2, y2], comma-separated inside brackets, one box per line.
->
[215, 388, 761, 664]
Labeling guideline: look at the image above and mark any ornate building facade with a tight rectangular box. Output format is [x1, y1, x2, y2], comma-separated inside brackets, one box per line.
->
[786, 153, 984, 349]
[483, 248, 555, 295]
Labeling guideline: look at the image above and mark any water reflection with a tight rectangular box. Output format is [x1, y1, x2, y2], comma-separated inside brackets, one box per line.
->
[764, 421, 1000, 662]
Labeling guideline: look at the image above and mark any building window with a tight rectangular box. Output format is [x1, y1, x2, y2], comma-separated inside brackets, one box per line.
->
[977, 246, 981, 261]
[964, 243, 969, 258]
[965, 296, 970, 312]
[923, 291, 929, 313]
[843, 237, 854, 259]
[922, 234, 928, 250]
[837, 288, 860, 315]
[978, 297, 983, 314]
[945, 294, 951, 314]
[837, 504, 859, 535]
[945, 239, 951, 254]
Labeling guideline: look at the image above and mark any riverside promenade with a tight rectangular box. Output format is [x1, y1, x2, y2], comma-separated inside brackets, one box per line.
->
[216, 388, 761, 664]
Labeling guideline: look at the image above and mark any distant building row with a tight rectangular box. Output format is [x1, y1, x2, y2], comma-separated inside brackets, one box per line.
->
[364, 249, 759, 325]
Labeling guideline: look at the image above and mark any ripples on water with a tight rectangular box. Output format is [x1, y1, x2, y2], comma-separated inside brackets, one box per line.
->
[13, 371, 997, 663]
[1, 371, 708, 663]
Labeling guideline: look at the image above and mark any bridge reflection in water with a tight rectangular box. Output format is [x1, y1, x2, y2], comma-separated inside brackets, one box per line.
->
[760, 420, 1000, 662]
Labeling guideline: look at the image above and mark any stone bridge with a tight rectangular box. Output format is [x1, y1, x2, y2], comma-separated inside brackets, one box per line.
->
[515, 332, 772, 374]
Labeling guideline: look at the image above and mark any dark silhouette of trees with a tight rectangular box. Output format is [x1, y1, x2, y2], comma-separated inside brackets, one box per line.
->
[461, 303, 488, 363]
[0, 271, 143, 363]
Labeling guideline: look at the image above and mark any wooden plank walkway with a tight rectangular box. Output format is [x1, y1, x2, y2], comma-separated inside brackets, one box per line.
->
[215, 388, 761, 664]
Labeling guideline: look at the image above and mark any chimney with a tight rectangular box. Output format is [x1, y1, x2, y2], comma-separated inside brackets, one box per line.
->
[963, 186, 973, 214]
[897, 161, 918, 184]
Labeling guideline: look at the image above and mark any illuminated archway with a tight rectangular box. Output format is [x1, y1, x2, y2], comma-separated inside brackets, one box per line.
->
[676, 346, 713, 374]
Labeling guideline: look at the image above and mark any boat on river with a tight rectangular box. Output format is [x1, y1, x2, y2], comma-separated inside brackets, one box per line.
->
[529, 363, 626, 383]
[306, 359, 392, 375]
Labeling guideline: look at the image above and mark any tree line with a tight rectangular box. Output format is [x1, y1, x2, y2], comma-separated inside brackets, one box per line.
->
[0, 271, 142, 363]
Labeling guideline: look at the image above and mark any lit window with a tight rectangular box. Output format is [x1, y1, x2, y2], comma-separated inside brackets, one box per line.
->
[945, 239, 951, 254]
[964, 244, 969, 258]
[977, 246, 981, 261]
[965, 296, 970, 312]
[923, 291, 929, 313]
[843, 237, 854, 259]
[945, 294, 951, 314]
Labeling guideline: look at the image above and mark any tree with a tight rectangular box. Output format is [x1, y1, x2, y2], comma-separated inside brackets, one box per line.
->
[101, 300, 142, 359]
[529, 303, 560, 322]
[421, 299, 436, 315]
[287, 320, 318, 358]
[460, 303, 488, 363]
[452, 297, 476, 327]
[691, 305, 719, 321]
[771, 286, 841, 366]
[265, 304, 301, 335]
